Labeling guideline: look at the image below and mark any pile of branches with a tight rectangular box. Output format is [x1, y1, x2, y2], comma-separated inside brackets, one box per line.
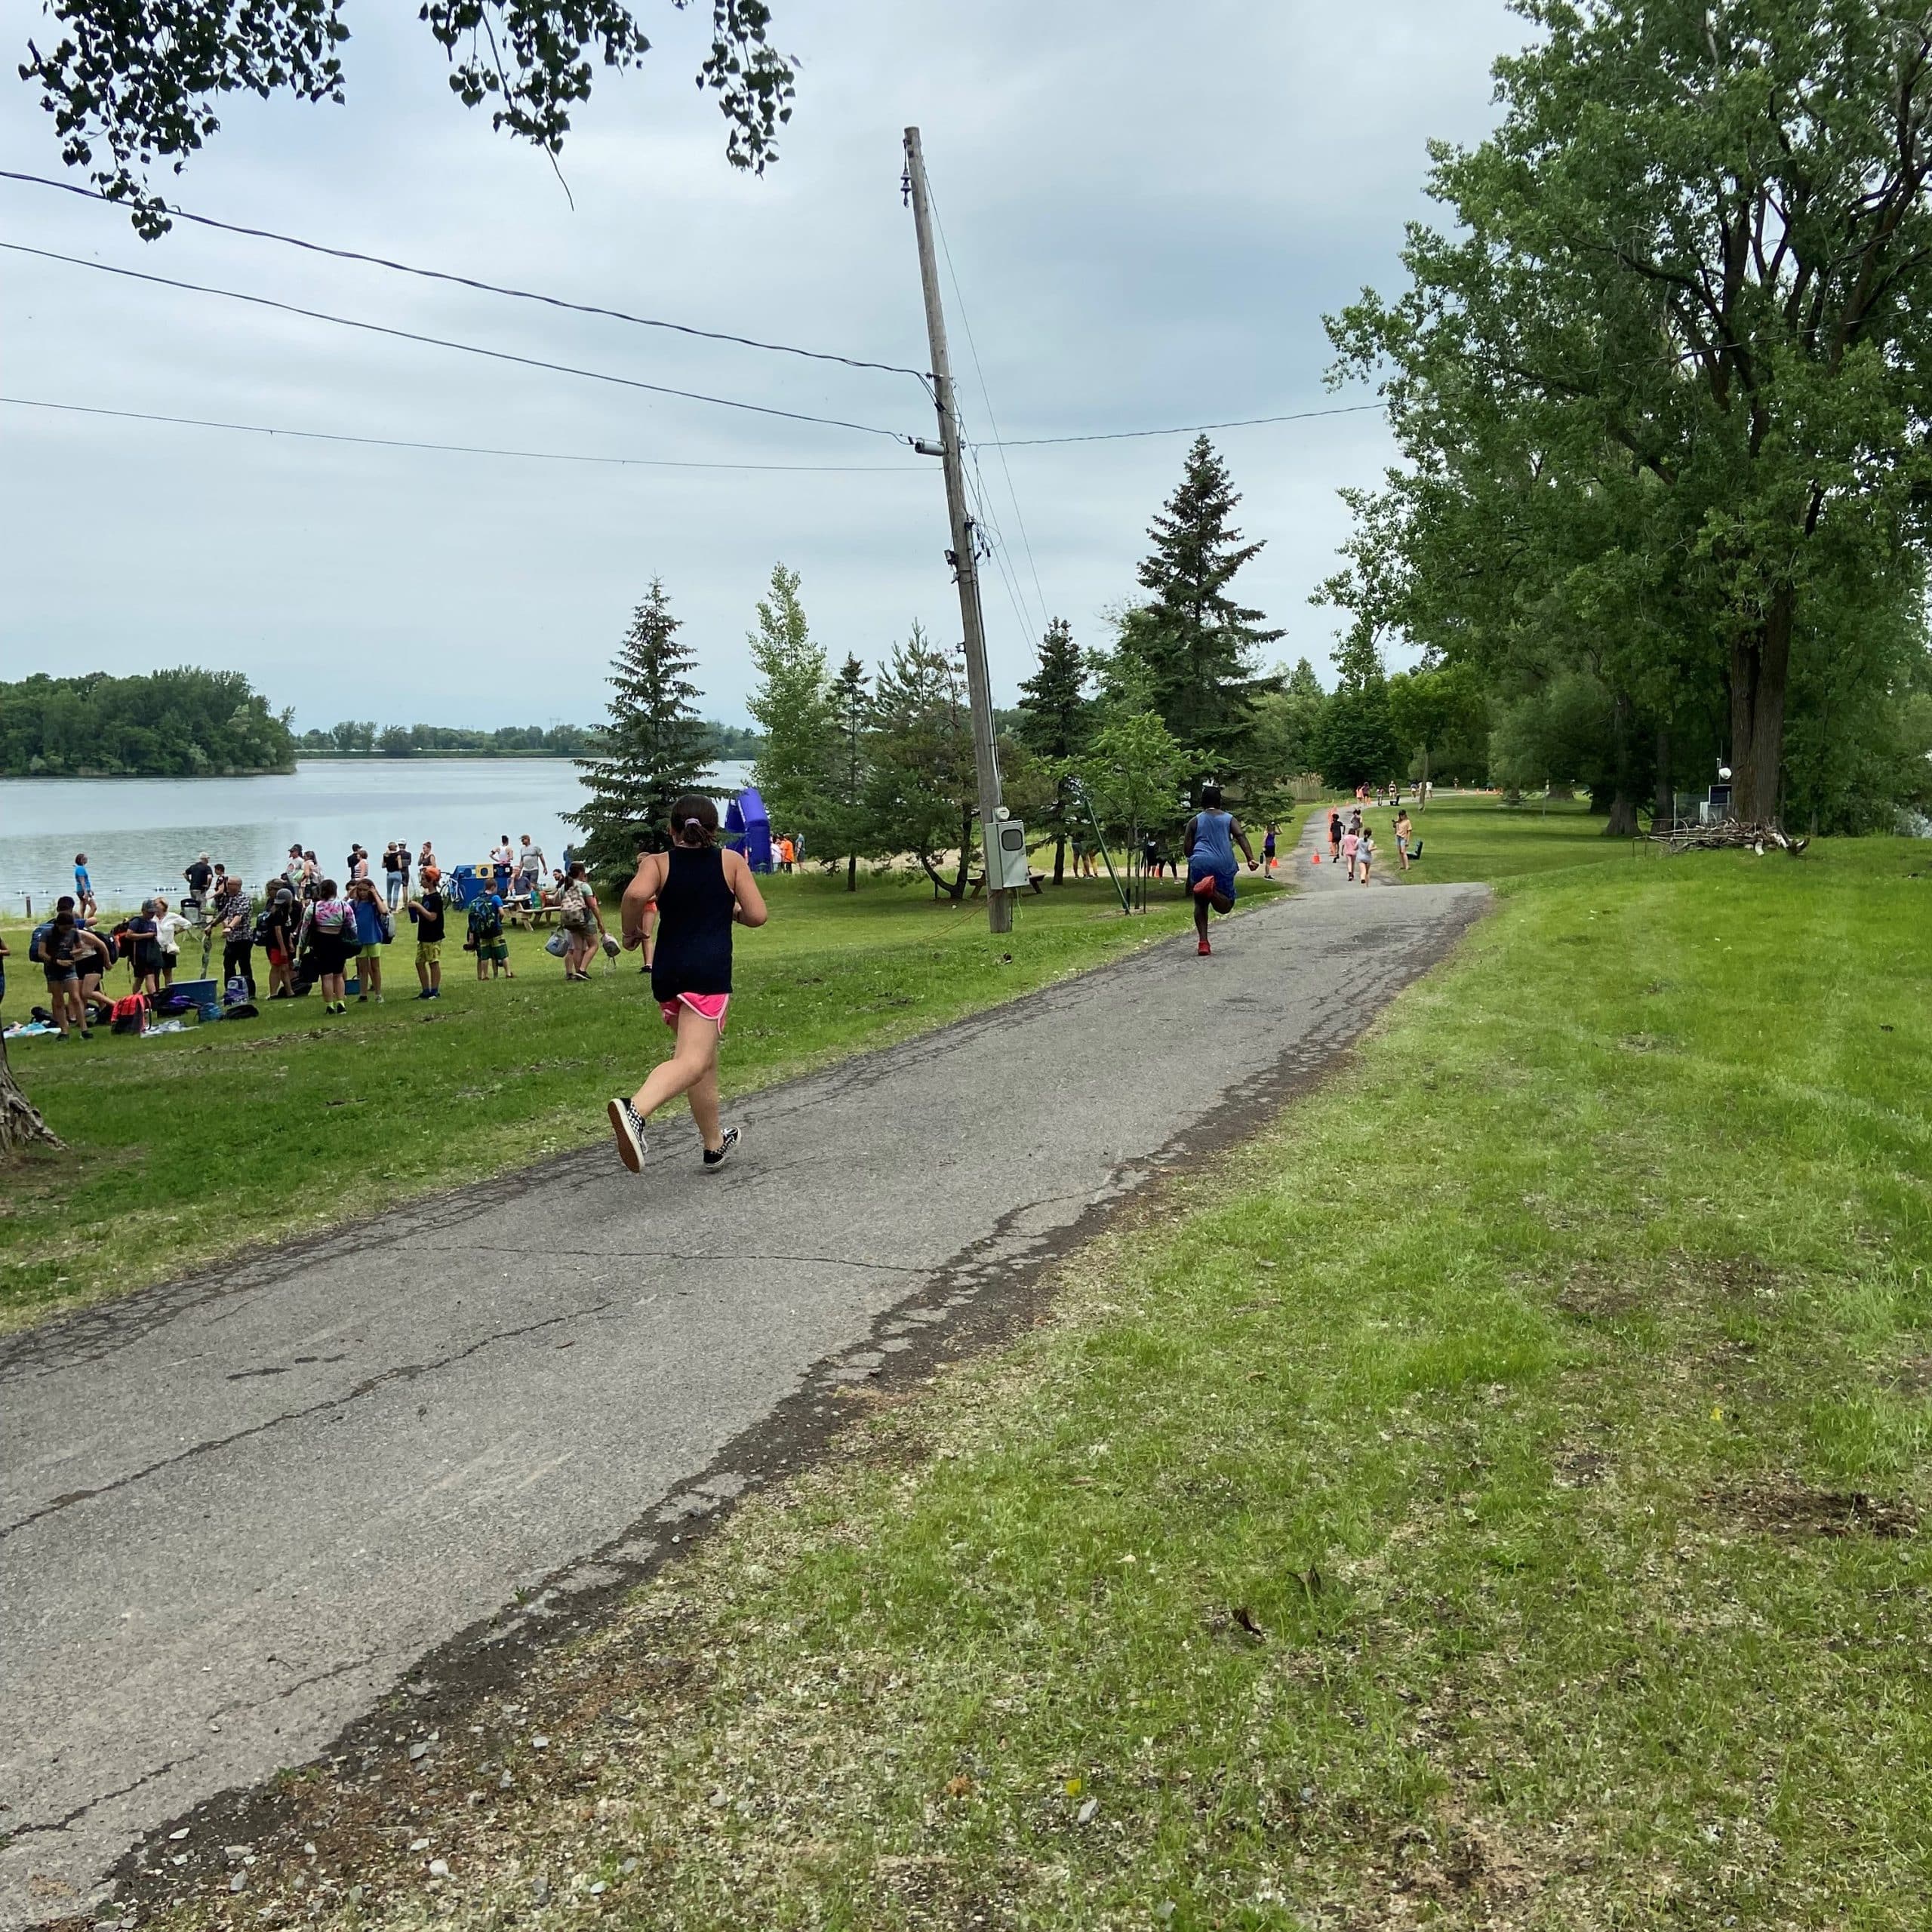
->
[1653, 820, 1810, 857]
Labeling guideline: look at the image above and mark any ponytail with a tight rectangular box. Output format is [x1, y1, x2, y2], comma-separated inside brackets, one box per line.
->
[669, 794, 719, 848]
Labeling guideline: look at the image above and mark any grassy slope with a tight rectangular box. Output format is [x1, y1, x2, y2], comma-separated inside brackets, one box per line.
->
[1, 871, 1269, 1329]
[200, 808, 1932, 1931]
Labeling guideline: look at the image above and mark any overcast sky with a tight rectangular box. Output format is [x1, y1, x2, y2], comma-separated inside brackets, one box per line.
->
[0, 0, 1513, 731]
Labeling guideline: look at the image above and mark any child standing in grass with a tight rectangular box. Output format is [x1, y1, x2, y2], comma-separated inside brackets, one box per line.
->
[407, 869, 446, 1000]
[466, 882, 513, 981]
[608, 795, 768, 1175]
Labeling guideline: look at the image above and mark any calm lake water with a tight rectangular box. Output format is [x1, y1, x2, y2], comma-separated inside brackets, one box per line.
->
[0, 758, 754, 914]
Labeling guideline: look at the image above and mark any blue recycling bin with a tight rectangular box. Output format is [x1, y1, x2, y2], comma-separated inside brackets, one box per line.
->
[451, 864, 485, 907]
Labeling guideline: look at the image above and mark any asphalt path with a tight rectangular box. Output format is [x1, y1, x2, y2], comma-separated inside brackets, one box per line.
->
[1, 827, 1483, 1924]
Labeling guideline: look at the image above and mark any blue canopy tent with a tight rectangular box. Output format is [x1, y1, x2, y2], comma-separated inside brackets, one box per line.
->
[724, 787, 774, 872]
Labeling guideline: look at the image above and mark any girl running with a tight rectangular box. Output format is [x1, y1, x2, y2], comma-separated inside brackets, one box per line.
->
[1358, 829, 1376, 883]
[1342, 822, 1361, 881]
[1327, 811, 1343, 866]
[608, 795, 768, 1174]
[1183, 784, 1259, 958]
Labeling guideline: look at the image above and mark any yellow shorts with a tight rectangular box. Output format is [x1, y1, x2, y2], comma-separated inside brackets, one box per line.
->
[417, 940, 443, 967]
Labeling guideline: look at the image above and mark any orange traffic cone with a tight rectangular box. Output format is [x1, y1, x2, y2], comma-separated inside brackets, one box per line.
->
[1311, 852, 1321, 864]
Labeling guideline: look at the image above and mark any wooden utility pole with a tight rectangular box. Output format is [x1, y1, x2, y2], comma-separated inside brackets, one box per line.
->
[903, 125, 1011, 935]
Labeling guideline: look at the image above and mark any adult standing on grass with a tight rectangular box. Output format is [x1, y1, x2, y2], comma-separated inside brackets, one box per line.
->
[307, 881, 355, 1014]
[515, 834, 546, 906]
[183, 853, 213, 915]
[153, 897, 185, 987]
[128, 901, 164, 997]
[215, 875, 257, 997]
[1394, 809, 1414, 872]
[608, 795, 767, 1174]
[383, 842, 406, 911]
[492, 836, 515, 900]
[349, 878, 393, 1002]
[1183, 784, 1258, 959]
[407, 868, 446, 1001]
[73, 854, 96, 921]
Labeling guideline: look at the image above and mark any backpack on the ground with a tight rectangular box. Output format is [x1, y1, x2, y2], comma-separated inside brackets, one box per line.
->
[109, 993, 149, 1036]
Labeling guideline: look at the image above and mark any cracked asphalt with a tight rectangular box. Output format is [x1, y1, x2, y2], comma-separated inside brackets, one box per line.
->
[0, 835, 1484, 1924]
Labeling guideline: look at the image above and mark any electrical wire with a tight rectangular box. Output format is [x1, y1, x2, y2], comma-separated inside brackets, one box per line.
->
[0, 395, 928, 472]
[983, 400, 1386, 446]
[0, 167, 931, 385]
[928, 189, 1050, 638]
[0, 242, 917, 442]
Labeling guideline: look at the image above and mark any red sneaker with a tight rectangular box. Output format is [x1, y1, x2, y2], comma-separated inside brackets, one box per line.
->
[1191, 874, 1216, 897]
[1197, 937, 1211, 956]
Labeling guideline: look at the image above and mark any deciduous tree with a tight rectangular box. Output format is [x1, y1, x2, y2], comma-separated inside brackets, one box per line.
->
[23, 0, 797, 235]
[746, 563, 832, 847]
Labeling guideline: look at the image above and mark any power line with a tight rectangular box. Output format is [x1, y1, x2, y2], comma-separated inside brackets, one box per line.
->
[0, 167, 931, 386]
[0, 396, 927, 472]
[928, 189, 1050, 638]
[0, 242, 917, 443]
[983, 401, 1386, 446]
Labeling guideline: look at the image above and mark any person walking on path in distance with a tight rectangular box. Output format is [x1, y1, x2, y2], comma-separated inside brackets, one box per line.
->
[1358, 827, 1377, 884]
[1327, 811, 1343, 866]
[1183, 784, 1258, 958]
[1342, 820, 1361, 882]
[608, 795, 768, 1174]
[1263, 823, 1278, 872]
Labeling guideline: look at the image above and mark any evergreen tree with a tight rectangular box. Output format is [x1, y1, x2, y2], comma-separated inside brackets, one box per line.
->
[862, 623, 980, 899]
[1015, 617, 1091, 884]
[1132, 436, 1283, 777]
[821, 654, 873, 892]
[746, 563, 833, 844]
[571, 580, 714, 891]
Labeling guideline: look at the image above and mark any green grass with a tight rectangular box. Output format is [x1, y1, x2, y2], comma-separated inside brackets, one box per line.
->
[1, 872, 1278, 1329]
[217, 827, 1932, 1929]
[1341, 789, 1651, 884]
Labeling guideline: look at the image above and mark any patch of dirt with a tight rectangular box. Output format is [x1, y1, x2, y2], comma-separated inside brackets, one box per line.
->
[1709, 1481, 1919, 1540]
[1553, 1264, 1642, 1321]
[1880, 1356, 1932, 1398]
[1552, 1446, 1611, 1490]
[1673, 1250, 1782, 1304]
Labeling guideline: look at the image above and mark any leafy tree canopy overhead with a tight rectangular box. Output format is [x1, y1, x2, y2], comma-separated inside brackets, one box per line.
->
[22, 0, 796, 235]
[1324, 0, 1932, 829]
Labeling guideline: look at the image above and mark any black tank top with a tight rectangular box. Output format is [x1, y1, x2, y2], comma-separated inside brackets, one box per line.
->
[651, 844, 735, 1000]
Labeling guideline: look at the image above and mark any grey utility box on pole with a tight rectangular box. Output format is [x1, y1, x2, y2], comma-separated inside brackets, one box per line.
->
[987, 817, 1031, 891]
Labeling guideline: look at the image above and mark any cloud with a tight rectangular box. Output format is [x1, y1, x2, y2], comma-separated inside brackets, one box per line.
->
[0, 0, 1512, 725]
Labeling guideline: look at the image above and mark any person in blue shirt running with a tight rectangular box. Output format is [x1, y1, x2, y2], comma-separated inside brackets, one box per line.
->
[1183, 785, 1259, 957]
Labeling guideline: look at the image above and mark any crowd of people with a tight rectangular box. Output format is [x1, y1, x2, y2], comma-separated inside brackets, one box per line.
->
[5, 829, 626, 1040]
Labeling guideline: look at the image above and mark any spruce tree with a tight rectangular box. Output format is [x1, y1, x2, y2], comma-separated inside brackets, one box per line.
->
[1015, 616, 1091, 884]
[1134, 435, 1283, 777]
[571, 580, 715, 891]
[822, 654, 872, 892]
[746, 563, 833, 845]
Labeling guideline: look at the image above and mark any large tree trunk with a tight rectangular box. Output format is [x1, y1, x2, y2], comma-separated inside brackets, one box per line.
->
[0, 1036, 62, 1154]
[949, 806, 974, 900]
[1730, 586, 1793, 825]
[845, 852, 857, 893]
[1052, 833, 1066, 885]
[1603, 691, 1640, 837]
